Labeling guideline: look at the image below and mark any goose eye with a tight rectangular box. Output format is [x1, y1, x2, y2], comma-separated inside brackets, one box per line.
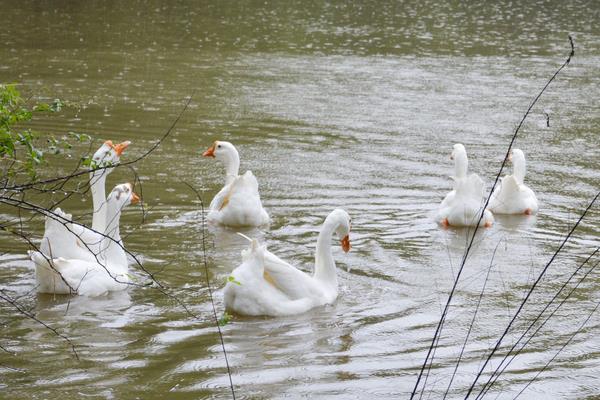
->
[217, 145, 222, 148]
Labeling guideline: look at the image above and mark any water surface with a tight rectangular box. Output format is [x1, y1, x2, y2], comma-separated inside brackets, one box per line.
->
[1, 1, 599, 399]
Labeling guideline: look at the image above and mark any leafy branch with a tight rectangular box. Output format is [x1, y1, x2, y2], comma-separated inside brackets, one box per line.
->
[0, 84, 89, 181]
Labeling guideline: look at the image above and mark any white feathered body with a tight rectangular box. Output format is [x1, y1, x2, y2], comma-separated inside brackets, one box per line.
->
[32, 183, 134, 297]
[30, 251, 130, 297]
[41, 208, 105, 261]
[208, 171, 269, 227]
[224, 244, 318, 316]
[489, 175, 538, 215]
[437, 174, 494, 227]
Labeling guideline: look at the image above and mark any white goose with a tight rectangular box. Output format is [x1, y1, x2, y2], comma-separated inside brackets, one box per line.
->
[40, 140, 130, 261]
[30, 183, 139, 296]
[202, 141, 269, 227]
[437, 144, 494, 228]
[224, 209, 351, 316]
[489, 148, 538, 215]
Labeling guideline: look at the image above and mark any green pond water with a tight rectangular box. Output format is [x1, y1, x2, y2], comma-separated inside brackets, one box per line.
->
[1, 1, 599, 399]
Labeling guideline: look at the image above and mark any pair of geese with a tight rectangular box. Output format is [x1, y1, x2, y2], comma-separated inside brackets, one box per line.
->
[29, 141, 140, 297]
[29, 140, 536, 317]
[436, 143, 538, 228]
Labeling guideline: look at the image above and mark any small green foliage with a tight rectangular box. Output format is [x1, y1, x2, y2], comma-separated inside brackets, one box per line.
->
[226, 275, 241, 286]
[0, 84, 89, 181]
[81, 156, 98, 169]
[81, 155, 114, 170]
[219, 311, 233, 326]
[68, 131, 91, 142]
[50, 99, 63, 112]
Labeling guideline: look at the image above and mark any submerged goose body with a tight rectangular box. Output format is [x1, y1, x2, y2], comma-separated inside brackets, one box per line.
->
[437, 144, 494, 228]
[41, 140, 130, 260]
[224, 209, 351, 316]
[203, 141, 269, 227]
[489, 149, 538, 215]
[31, 183, 139, 296]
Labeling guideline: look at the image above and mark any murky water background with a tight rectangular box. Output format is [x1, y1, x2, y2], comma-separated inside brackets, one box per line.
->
[1, 1, 599, 398]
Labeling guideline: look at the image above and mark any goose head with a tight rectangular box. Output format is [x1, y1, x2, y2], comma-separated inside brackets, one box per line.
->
[202, 140, 241, 179]
[203, 140, 238, 161]
[90, 140, 131, 175]
[508, 148, 525, 163]
[106, 182, 140, 210]
[326, 209, 352, 253]
[450, 143, 468, 179]
[102, 183, 139, 256]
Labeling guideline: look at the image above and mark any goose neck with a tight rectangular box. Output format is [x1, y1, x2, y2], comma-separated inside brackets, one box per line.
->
[100, 202, 126, 269]
[222, 151, 240, 184]
[454, 152, 468, 179]
[90, 170, 108, 232]
[513, 155, 526, 184]
[314, 219, 338, 287]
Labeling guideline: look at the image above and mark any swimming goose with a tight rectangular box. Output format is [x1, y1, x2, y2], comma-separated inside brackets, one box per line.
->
[202, 141, 269, 227]
[437, 144, 494, 228]
[489, 148, 538, 215]
[224, 209, 351, 316]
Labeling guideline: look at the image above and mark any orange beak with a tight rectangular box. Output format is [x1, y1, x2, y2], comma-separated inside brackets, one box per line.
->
[131, 191, 140, 205]
[203, 142, 217, 158]
[104, 140, 131, 156]
[113, 141, 131, 156]
[341, 235, 351, 253]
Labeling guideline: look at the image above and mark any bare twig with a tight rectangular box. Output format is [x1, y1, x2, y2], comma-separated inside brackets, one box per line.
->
[5, 91, 194, 192]
[474, 247, 600, 398]
[184, 182, 236, 399]
[0, 289, 79, 360]
[411, 36, 575, 399]
[464, 191, 598, 398]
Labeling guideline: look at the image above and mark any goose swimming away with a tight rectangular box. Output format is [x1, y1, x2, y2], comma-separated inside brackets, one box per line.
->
[437, 143, 494, 228]
[489, 148, 538, 215]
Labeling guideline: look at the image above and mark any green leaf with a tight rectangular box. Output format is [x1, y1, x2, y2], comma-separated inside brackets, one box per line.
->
[69, 131, 91, 142]
[218, 311, 233, 326]
[33, 103, 51, 112]
[50, 99, 63, 112]
[0, 84, 84, 179]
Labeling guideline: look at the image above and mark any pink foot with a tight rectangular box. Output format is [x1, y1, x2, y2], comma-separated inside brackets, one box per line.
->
[524, 208, 532, 215]
[441, 218, 450, 228]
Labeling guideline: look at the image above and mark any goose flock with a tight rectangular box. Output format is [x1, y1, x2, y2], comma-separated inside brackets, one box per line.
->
[30, 139, 537, 316]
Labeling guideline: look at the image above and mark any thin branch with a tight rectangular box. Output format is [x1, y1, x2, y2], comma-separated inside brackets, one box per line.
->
[184, 182, 236, 399]
[5, 91, 194, 192]
[443, 241, 502, 398]
[512, 298, 600, 400]
[411, 35, 575, 399]
[0, 289, 79, 360]
[474, 248, 600, 398]
[464, 191, 599, 398]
